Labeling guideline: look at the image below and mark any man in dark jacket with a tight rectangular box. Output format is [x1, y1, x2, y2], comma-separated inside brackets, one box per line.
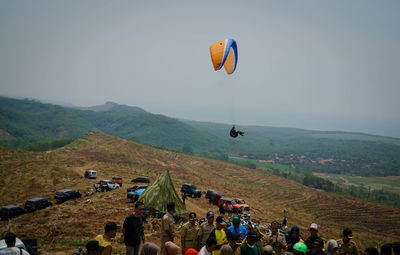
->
[123, 201, 145, 255]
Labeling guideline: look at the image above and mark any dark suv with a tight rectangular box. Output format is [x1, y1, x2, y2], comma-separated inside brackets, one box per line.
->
[207, 190, 223, 205]
[55, 189, 82, 204]
[180, 183, 202, 198]
[24, 198, 52, 213]
[0, 205, 26, 220]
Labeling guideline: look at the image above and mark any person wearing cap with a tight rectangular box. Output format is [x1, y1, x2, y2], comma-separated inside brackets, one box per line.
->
[228, 234, 242, 255]
[305, 223, 320, 252]
[337, 229, 359, 255]
[181, 212, 200, 254]
[240, 231, 259, 255]
[123, 201, 146, 255]
[0, 232, 30, 255]
[161, 202, 176, 255]
[199, 237, 218, 255]
[210, 216, 228, 255]
[86, 240, 105, 255]
[309, 238, 327, 255]
[95, 221, 118, 255]
[228, 216, 247, 239]
[199, 211, 216, 249]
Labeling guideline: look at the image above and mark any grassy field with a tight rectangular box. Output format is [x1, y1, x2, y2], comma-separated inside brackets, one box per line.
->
[314, 172, 400, 194]
[1, 133, 400, 254]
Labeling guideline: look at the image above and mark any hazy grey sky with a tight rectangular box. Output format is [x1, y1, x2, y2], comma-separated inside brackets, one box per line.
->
[1, 1, 399, 137]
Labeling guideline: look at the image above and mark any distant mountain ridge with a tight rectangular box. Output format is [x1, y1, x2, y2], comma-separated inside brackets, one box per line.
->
[1, 96, 400, 176]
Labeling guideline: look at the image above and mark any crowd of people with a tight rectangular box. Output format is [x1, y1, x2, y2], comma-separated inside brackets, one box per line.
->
[1, 201, 399, 255]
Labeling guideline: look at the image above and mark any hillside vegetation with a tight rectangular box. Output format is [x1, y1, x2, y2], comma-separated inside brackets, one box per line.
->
[1, 96, 400, 177]
[0, 133, 399, 254]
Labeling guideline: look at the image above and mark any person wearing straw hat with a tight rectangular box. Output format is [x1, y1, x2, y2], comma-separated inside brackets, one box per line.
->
[337, 229, 359, 255]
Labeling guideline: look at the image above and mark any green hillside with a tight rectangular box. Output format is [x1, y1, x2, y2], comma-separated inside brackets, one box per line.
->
[1, 96, 400, 177]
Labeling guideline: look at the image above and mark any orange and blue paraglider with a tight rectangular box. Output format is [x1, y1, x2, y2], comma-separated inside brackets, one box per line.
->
[209, 38, 238, 75]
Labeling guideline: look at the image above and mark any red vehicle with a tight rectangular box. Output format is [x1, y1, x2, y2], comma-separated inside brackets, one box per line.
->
[112, 176, 123, 187]
[218, 197, 246, 213]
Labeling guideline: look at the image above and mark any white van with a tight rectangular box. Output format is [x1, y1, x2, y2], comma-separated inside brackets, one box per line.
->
[84, 170, 97, 179]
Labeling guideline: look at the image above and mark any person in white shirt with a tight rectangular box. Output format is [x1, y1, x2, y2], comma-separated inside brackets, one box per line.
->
[0, 232, 29, 255]
[199, 237, 217, 255]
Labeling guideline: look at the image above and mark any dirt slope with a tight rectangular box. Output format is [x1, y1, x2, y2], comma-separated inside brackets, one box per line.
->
[1, 132, 399, 254]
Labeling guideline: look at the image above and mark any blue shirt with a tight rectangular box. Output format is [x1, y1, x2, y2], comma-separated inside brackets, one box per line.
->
[228, 225, 248, 238]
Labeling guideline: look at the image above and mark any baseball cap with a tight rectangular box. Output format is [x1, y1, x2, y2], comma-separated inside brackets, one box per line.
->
[343, 228, 353, 238]
[206, 211, 215, 218]
[86, 240, 105, 252]
[216, 216, 226, 225]
[232, 216, 240, 224]
[309, 223, 318, 231]
[105, 222, 119, 233]
[247, 231, 258, 240]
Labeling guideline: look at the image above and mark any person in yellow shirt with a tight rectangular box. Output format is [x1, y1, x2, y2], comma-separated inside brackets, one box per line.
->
[209, 216, 228, 255]
[95, 222, 118, 255]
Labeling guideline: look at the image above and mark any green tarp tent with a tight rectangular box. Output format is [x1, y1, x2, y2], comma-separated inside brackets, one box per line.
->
[138, 170, 187, 214]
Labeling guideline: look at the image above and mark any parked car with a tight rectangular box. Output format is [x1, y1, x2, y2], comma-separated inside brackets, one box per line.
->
[94, 180, 120, 192]
[127, 185, 148, 193]
[235, 198, 250, 211]
[131, 176, 150, 183]
[112, 176, 123, 187]
[218, 197, 246, 213]
[208, 190, 223, 205]
[0, 237, 27, 251]
[84, 170, 97, 179]
[180, 183, 202, 198]
[127, 188, 146, 202]
[24, 198, 52, 213]
[0, 205, 26, 221]
[55, 189, 82, 204]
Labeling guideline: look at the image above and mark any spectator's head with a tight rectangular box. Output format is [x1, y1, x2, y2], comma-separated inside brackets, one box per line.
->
[185, 248, 199, 255]
[232, 216, 240, 226]
[228, 234, 241, 250]
[104, 222, 118, 238]
[134, 201, 145, 216]
[221, 244, 234, 255]
[342, 228, 353, 243]
[167, 202, 175, 213]
[4, 232, 17, 247]
[293, 242, 308, 255]
[365, 247, 379, 255]
[270, 221, 279, 234]
[206, 211, 215, 224]
[325, 240, 338, 255]
[309, 223, 318, 236]
[381, 243, 393, 255]
[290, 226, 300, 240]
[246, 231, 258, 246]
[206, 237, 217, 252]
[165, 241, 180, 255]
[392, 242, 400, 255]
[216, 216, 226, 229]
[189, 212, 197, 225]
[263, 245, 274, 255]
[140, 242, 160, 255]
[86, 240, 104, 255]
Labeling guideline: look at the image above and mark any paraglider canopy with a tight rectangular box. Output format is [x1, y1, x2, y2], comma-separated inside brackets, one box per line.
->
[210, 38, 238, 75]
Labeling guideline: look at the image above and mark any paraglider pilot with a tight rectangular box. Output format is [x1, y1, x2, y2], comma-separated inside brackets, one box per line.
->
[230, 126, 244, 138]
